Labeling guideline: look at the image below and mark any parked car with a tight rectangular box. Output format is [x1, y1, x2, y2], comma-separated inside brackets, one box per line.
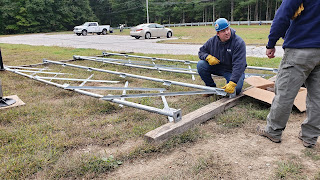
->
[73, 22, 113, 36]
[130, 23, 173, 39]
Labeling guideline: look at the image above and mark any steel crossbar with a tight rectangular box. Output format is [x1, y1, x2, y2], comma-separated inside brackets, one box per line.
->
[103, 52, 198, 64]
[35, 76, 120, 83]
[65, 86, 166, 91]
[102, 90, 222, 100]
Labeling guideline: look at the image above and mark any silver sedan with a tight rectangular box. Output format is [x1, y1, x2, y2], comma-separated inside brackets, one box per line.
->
[130, 23, 173, 39]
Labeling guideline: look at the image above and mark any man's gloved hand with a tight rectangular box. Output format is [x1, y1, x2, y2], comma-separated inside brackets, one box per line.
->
[222, 81, 237, 94]
[206, 55, 220, 65]
[292, 3, 304, 20]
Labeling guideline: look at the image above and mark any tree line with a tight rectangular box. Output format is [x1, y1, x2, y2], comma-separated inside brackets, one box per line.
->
[0, 0, 282, 35]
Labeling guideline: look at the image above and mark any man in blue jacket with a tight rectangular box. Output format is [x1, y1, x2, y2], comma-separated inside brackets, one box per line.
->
[197, 18, 247, 96]
[257, 0, 320, 148]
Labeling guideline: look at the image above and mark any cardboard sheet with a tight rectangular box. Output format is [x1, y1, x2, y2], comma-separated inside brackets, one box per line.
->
[0, 95, 25, 110]
[244, 76, 306, 112]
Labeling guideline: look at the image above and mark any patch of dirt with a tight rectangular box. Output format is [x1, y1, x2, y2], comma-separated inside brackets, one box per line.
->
[100, 112, 320, 179]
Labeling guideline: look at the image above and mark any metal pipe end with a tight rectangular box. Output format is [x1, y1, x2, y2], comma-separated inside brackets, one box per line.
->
[173, 109, 182, 123]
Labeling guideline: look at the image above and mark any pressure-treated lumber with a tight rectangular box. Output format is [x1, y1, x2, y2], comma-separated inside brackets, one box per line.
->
[144, 94, 244, 143]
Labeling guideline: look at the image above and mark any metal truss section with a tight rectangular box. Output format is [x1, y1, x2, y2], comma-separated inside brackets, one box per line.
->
[40, 59, 232, 121]
[4, 53, 278, 123]
[102, 52, 278, 73]
[42, 59, 227, 96]
[74, 55, 198, 75]
[75, 55, 277, 82]
[6, 66, 183, 122]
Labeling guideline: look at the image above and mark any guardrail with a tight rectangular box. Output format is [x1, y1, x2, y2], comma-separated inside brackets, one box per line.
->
[163, 20, 272, 27]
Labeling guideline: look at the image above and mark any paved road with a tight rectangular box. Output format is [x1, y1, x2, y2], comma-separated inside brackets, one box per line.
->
[0, 33, 284, 57]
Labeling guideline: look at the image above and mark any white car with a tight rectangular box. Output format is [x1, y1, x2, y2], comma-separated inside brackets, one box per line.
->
[130, 23, 173, 39]
[73, 22, 113, 36]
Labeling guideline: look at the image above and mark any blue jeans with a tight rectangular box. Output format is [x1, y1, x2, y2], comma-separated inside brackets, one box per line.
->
[197, 60, 245, 95]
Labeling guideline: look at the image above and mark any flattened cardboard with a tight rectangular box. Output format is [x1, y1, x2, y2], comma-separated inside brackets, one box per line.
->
[244, 76, 306, 112]
[243, 87, 275, 104]
[294, 89, 307, 112]
[244, 76, 274, 88]
[0, 95, 25, 110]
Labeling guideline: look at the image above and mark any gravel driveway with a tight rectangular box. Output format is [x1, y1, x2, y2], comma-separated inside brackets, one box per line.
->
[0, 33, 284, 57]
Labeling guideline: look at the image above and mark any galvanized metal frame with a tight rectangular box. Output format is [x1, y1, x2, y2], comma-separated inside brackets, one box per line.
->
[42, 59, 227, 95]
[5, 66, 183, 122]
[40, 59, 232, 121]
[3, 53, 277, 122]
[102, 52, 278, 73]
[73, 55, 198, 75]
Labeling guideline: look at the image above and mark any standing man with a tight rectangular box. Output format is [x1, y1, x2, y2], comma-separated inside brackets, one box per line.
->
[197, 18, 247, 96]
[257, 0, 320, 148]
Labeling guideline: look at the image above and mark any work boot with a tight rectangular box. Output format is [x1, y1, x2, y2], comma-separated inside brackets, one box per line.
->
[298, 131, 315, 148]
[256, 126, 281, 143]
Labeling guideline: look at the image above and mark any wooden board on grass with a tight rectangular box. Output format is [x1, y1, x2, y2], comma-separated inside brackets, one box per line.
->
[144, 94, 244, 143]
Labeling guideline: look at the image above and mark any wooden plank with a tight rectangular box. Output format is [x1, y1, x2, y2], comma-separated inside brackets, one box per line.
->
[144, 94, 244, 143]
[0, 95, 25, 110]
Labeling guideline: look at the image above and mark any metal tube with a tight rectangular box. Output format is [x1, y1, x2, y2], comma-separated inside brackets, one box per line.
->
[6, 66, 50, 70]
[102, 90, 225, 100]
[35, 76, 120, 83]
[103, 52, 198, 64]
[43, 59, 227, 96]
[246, 66, 277, 72]
[12, 69, 70, 75]
[65, 86, 167, 91]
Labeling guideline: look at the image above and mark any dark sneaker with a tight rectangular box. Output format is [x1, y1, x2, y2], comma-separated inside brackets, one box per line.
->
[298, 131, 315, 148]
[256, 126, 281, 143]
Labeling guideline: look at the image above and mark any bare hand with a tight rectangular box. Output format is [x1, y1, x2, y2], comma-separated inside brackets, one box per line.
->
[266, 48, 276, 59]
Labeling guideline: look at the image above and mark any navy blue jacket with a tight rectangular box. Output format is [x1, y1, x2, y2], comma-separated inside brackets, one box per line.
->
[268, 0, 320, 48]
[198, 28, 247, 83]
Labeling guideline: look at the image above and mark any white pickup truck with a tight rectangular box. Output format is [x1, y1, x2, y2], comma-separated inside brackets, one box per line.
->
[73, 22, 113, 36]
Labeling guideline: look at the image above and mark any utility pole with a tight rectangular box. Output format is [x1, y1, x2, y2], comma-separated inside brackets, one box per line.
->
[146, 0, 149, 23]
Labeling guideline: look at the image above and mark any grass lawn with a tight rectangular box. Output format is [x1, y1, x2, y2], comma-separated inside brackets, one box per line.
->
[111, 25, 284, 46]
[0, 42, 282, 179]
[1, 25, 316, 179]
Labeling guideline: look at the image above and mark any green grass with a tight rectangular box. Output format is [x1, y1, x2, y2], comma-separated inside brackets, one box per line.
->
[0, 36, 282, 178]
[275, 160, 304, 179]
[303, 148, 320, 161]
[159, 25, 284, 46]
[216, 108, 249, 128]
[51, 154, 122, 179]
